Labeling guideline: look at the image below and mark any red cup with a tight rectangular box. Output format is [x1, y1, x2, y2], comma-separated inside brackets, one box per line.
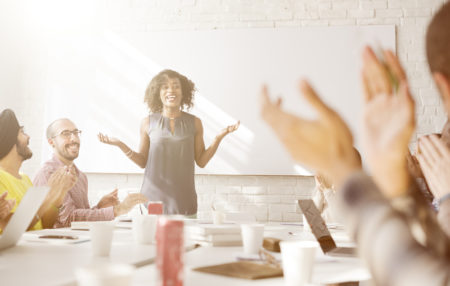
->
[148, 201, 163, 215]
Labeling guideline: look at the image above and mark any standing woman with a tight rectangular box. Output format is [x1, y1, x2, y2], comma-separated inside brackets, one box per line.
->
[98, 69, 239, 215]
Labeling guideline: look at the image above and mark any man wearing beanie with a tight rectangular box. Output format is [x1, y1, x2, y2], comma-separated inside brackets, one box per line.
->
[0, 109, 77, 230]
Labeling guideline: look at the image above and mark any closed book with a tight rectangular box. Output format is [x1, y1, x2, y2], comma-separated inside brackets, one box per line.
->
[187, 233, 242, 242]
[185, 224, 241, 235]
[190, 240, 243, 247]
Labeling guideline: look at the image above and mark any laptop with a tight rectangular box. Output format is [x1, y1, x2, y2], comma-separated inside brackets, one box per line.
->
[0, 186, 50, 250]
[297, 199, 356, 257]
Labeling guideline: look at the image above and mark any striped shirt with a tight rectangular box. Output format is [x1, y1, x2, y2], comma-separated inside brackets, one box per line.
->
[33, 155, 114, 228]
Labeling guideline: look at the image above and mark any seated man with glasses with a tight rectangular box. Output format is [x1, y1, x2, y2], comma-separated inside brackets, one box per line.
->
[34, 118, 147, 228]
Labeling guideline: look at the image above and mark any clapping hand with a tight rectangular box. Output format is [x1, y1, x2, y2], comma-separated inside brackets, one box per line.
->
[0, 192, 15, 220]
[47, 165, 78, 205]
[361, 46, 415, 198]
[113, 193, 148, 217]
[261, 80, 360, 187]
[417, 135, 450, 200]
[97, 189, 120, 209]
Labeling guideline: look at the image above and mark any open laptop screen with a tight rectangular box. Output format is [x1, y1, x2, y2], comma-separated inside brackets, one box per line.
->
[298, 199, 337, 253]
[0, 186, 50, 250]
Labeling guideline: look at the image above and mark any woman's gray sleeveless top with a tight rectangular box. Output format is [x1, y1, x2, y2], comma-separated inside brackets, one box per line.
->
[140, 112, 197, 215]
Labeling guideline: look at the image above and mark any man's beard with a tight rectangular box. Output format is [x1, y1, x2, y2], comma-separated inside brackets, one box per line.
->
[58, 143, 79, 162]
[16, 141, 32, 161]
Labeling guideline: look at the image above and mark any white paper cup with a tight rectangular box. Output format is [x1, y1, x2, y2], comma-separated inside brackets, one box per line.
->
[212, 210, 225, 225]
[240, 224, 264, 254]
[132, 214, 158, 244]
[75, 263, 135, 286]
[280, 240, 318, 286]
[90, 221, 115, 257]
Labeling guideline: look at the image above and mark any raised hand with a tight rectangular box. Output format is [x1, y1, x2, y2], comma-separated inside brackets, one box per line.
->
[97, 189, 120, 209]
[417, 135, 450, 200]
[218, 121, 240, 139]
[0, 192, 15, 220]
[315, 173, 333, 190]
[361, 46, 415, 198]
[113, 193, 148, 217]
[261, 80, 360, 187]
[98, 133, 121, 147]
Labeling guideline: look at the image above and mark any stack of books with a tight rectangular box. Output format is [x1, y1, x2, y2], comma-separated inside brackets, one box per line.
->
[185, 224, 242, 246]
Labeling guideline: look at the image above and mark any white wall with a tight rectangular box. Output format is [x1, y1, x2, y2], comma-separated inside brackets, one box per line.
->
[1, 0, 448, 222]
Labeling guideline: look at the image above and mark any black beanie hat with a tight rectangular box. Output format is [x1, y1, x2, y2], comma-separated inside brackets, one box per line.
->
[0, 109, 20, 160]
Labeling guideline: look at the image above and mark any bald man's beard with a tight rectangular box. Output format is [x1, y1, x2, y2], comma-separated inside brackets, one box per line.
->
[16, 141, 32, 161]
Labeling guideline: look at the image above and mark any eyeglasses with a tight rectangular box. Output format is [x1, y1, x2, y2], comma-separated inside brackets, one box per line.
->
[53, 130, 82, 139]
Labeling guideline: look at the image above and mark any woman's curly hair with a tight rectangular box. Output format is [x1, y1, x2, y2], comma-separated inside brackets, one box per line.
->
[144, 69, 196, 113]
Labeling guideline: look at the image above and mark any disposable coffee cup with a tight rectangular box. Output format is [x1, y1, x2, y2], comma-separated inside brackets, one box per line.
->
[89, 221, 115, 257]
[280, 240, 318, 286]
[240, 224, 264, 254]
[132, 214, 158, 244]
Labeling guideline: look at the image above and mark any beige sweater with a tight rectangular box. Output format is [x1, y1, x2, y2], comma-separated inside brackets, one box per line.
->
[338, 172, 450, 286]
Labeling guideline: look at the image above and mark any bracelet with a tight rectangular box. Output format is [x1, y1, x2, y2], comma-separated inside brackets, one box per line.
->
[438, 193, 450, 206]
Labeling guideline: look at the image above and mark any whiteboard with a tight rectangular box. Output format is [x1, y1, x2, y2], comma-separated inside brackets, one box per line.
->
[42, 26, 395, 175]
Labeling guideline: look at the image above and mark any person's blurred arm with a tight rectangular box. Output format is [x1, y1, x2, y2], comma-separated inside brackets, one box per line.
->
[361, 46, 450, 255]
[260, 45, 450, 285]
[338, 172, 450, 286]
[54, 192, 147, 228]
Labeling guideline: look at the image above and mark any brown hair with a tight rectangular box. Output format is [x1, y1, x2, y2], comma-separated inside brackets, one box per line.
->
[426, 2, 450, 77]
[144, 69, 196, 113]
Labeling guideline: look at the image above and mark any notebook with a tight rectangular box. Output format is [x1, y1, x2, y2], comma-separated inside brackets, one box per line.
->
[193, 261, 283, 280]
[297, 199, 356, 257]
[22, 229, 90, 244]
[0, 186, 50, 250]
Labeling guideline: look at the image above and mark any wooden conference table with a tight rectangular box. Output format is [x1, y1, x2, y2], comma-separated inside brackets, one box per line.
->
[0, 221, 371, 286]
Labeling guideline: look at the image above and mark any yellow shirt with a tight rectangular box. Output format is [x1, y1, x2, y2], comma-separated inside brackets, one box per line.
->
[0, 170, 43, 231]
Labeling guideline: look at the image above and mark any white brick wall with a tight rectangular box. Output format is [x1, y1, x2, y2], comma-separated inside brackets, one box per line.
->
[11, 0, 449, 222]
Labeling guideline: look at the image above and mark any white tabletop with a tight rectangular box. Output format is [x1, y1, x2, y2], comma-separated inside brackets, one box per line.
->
[133, 245, 371, 286]
[0, 222, 371, 286]
[0, 227, 156, 286]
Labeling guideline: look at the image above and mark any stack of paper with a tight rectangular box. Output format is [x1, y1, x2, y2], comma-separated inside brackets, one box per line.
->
[185, 224, 242, 246]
